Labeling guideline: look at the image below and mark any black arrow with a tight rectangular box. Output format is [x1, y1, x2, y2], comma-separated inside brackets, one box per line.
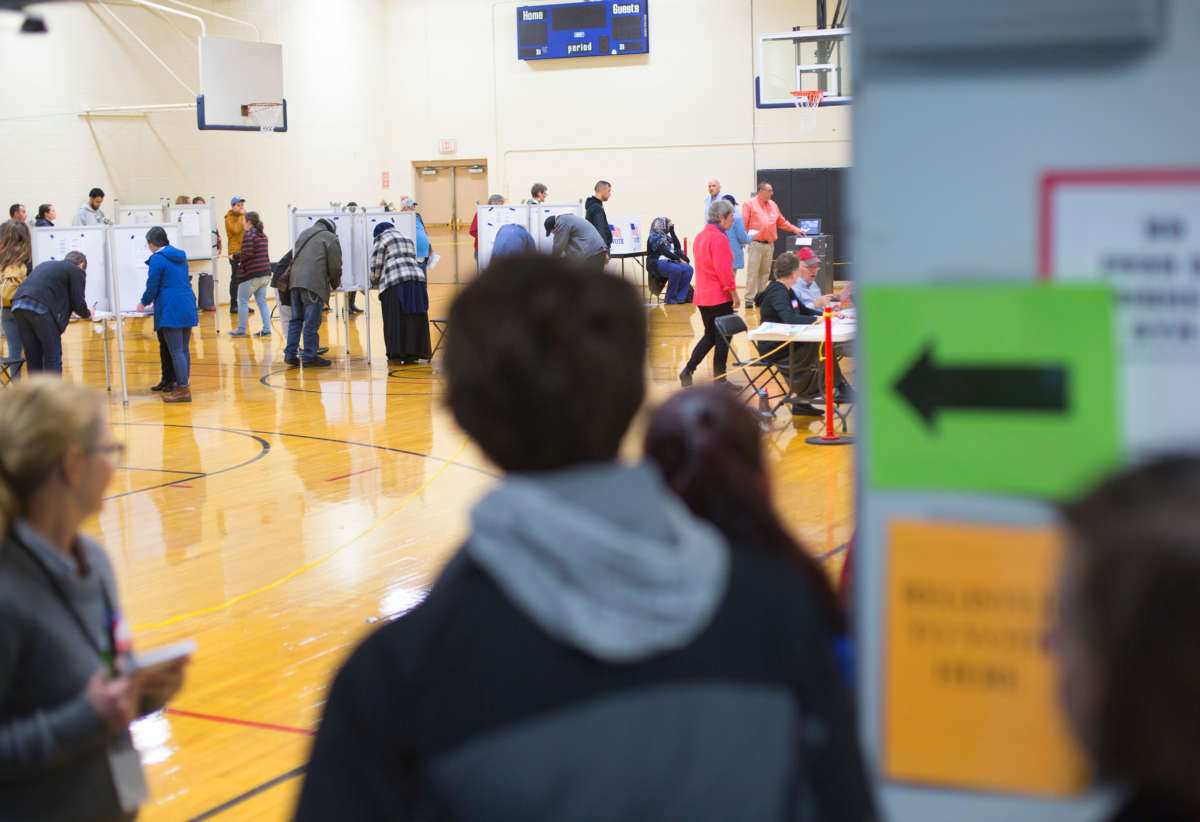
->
[894, 344, 1070, 430]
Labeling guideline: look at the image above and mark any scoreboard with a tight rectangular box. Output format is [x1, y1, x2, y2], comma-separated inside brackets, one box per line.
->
[517, 1, 649, 61]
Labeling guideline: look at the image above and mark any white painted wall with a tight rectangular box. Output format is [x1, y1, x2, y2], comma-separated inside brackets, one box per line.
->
[0, 0, 847, 266]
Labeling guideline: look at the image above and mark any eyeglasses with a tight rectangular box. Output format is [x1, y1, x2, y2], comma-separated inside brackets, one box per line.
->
[92, 442, 126, 463]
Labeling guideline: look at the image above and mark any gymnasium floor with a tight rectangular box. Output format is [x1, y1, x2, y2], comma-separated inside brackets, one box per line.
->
[68, 277, 854, 820]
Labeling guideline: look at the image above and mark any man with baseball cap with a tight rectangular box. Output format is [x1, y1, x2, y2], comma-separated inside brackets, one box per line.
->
[544, 213, 607, 271]
[790, 246, 836, 312]
[225, 197, 249, 314]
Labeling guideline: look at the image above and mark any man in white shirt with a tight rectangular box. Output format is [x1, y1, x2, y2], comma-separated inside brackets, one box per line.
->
[790, 247, 835, 311]
[73, 187, 111, 226]
[702, 179, 722, 222]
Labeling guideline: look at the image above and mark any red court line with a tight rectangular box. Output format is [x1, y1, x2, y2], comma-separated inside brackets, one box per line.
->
[165, 708, 314, 736]
[170, 484, 193, 489]
[325, 466, 380, 482]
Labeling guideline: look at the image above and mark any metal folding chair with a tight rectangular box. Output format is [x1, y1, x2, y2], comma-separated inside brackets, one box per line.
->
[0, 358, 24, 387]
[713, 314, 802, 419]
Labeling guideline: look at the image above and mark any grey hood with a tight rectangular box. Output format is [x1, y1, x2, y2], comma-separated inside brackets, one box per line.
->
[467, 462, 730, 663]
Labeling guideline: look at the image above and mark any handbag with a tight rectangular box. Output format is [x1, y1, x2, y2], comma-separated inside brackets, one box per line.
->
[1, 263, 27, 308]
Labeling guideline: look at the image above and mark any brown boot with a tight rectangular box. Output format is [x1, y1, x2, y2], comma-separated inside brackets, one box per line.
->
[163, 385, 192, 403]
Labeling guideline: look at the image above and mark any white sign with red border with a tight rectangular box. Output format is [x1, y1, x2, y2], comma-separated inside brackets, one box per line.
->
[1039, 168, 1200, 450]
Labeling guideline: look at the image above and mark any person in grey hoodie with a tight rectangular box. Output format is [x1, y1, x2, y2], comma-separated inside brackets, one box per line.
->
[283, 218, 342, 367]
[0, 377, 189, 822]
[295, 253, 877, 822]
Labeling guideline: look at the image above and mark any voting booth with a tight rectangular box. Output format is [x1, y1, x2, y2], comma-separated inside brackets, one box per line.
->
[287, 205, 420, 365]
[31, 222, 183, 405]
[476, 203, 583, 269]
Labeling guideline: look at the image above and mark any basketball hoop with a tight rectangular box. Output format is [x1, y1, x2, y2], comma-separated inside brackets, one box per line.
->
[791, 89, 824, 132]
[241, 102, 283, 134]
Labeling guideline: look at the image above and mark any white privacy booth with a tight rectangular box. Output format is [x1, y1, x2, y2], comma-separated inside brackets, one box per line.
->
[287, 206, 419, 365]
[32, 222, 181, 405]
[476, 203, 583, 270]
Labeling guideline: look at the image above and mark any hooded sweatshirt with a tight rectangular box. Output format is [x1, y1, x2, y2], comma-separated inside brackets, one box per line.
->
[296, 461, 876, 822]
[584, 195, 613, 249]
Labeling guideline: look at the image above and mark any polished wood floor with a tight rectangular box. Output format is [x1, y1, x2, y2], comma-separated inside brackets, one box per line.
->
[51, 272, 854, 820]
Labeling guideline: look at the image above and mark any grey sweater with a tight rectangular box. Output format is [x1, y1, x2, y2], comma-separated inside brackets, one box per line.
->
[0, 524, 138, 822]
[550, 213, 608, 261]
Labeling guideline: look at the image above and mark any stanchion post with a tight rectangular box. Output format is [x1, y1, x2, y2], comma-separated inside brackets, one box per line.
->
[806, 306, 855, 446]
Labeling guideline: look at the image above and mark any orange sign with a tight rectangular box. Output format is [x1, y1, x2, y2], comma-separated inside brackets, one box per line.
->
[883, 519, 1089, 796]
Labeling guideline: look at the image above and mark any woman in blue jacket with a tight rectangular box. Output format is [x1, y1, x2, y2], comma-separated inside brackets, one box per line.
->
[722, 195, 753, 305]
[137, 226, 198, 403]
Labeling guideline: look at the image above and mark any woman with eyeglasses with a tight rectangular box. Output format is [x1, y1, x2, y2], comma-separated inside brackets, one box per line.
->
[0, 377, 189, 821]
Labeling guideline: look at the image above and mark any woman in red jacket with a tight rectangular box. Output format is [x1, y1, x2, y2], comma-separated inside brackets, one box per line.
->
[679, 199, 740, 387]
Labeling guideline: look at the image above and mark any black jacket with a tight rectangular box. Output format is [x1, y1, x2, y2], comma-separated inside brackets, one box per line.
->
[757, 278, 819, 322]
[12, 260, 90, 332]
[295, 547, 876, 822]
[34, 218, 52, 227]
[584, 196, 612, 249]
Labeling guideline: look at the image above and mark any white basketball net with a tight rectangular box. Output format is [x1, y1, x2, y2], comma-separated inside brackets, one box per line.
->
[791, 90, 823, 132]
[245, 103, 283, 134]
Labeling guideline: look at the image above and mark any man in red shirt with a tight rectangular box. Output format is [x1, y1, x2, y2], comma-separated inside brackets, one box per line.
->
[742, 181, 804, 309]
[469, 194, 505, 264]
[680, 199, 740, 387]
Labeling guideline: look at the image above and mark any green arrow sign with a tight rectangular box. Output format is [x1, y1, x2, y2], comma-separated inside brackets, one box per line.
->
[864, 284, 1120, 498]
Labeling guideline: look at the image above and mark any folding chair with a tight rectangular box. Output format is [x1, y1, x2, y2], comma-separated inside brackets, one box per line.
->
[429, 318, 450, 358]
[0, 358, 24, 387]
[713, 314, 800, 420]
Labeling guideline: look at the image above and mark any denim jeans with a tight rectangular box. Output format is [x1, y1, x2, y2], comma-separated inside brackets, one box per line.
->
[161, 327, 191, 386]
[284, 288, 323, 361]
[658, 260, 694, 304]
[235, 276, 271, 333]
[0, 307, 22, 362]
[13, 308, 62, 374]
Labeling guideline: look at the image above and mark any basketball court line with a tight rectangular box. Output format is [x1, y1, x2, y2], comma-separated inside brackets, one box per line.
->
[132, 436, 472, 631]
[185, 766, 306, 822]
[165, 708, 313, 737]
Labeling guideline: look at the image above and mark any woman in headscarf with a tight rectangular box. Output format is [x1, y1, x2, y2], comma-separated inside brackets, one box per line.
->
[370, 222, 431, 364]
[646, 217, 693, 304]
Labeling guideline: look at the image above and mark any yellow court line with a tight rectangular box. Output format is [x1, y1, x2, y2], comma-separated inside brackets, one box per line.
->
[133, 437, 472, 631]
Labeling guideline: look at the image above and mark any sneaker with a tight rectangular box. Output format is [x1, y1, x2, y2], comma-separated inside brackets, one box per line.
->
[284, 356, 299, 366]
[791, 402, 823, 416]
[349, 307, 364, 315]
[229, 308, 238, 315]
[254, 330, 271, 337]
[316, 346, 329, 355]
[301, 356, 332, 367]
[228, 329, 247, 337]
[248, 307, 255, 314]
[679, 369, 693, 388]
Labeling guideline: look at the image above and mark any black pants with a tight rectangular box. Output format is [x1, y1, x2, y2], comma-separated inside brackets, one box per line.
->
[685, 302, 734, 379]
[13, 309, 62, 374]
[228, 258, 240, 308]
[157, 328, 175, 385]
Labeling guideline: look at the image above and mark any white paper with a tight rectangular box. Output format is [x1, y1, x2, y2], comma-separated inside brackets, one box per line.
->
[747, 229, 759, 238]
[427, 252, 442, 270]
[795, 236, 813, 247]
[179, 211, 201, 237]
[131, 211, 155, 225]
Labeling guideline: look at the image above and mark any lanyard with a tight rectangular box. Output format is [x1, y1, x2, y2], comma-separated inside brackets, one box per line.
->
[13, 532, 119, 676]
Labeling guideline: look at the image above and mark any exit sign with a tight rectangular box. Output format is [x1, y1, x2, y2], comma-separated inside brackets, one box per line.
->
[438, 138, 457, 154]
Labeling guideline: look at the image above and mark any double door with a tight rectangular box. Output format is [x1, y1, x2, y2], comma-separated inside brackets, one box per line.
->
[413, 160, 489, 283]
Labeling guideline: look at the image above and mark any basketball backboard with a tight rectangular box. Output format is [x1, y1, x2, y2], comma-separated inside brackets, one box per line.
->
[197, 36, 287, 131]
[757, 27, 852, 108]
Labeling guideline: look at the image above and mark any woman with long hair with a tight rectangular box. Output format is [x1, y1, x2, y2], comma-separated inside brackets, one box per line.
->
[644, 385, 846, 638]
[0, 220, 33, 362]
[230, 211, 272, 337]
[0, 377, 189, 820]
[370, 221, 431, 364]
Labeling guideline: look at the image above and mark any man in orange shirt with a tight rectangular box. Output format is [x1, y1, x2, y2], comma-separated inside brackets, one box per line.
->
[742, 181, 804, 309]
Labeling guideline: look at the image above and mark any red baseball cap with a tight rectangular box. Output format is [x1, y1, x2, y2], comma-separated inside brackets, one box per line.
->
[798, 246, 821, 263]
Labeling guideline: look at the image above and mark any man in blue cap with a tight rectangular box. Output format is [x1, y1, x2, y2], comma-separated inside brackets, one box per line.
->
[224, 197, 250, 315]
